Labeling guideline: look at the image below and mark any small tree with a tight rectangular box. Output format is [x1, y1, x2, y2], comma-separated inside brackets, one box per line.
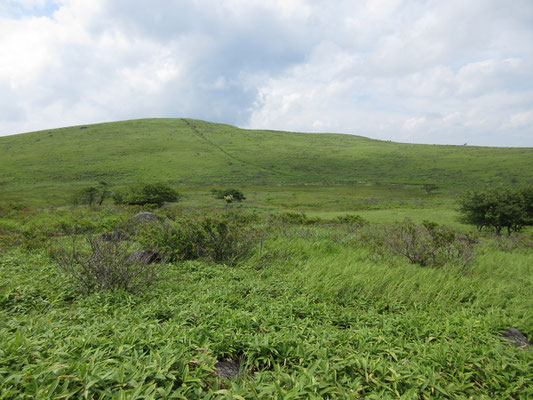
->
[459, 186, 533, 235]
[72, 187, 99, 206]
[212, 188, 246, 209]
[72, 182, 112, 206]
[96, 181, 112, 205]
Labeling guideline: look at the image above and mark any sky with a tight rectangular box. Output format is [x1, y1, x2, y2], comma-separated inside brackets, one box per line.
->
[1, 0, 533, 146]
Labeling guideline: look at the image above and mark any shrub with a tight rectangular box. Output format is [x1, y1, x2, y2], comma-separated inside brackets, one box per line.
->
[276, 212, 321, 225]
[212, 188, 246, 210]
[54, 235, 163, 294]
[137, 214, 260, 265]
[212, 188, 246, 203]
[0, 201, 33, 218]
[332, 214, 368, 226]
[196, 215, 260, 264]
[373, 219, 475, 267]
[113, 182, 179, 207]
[72, 183, 112, 206]
[422, 183, 439, 194]
[459, 186, 533, 235]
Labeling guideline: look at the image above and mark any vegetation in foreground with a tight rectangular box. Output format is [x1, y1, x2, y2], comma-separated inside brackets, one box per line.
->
[1, 198, 532, 399]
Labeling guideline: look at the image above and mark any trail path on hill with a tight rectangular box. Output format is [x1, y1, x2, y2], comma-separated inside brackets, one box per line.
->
[182, 119, 292, 177]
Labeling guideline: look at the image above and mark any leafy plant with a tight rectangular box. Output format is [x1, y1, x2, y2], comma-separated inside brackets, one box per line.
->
[276, 212, 321, 225]
[212, 188, 246, 210]
[72, 182, 112, 206]
[138, 213, 260, 265]
[459, 186, 533, 235]
[332, 214, 368, 226]
[374, 219, 475, 267]
[195, 215, 260, 264]
[113, 182, 180, 207]
[54, 235, 164, 294]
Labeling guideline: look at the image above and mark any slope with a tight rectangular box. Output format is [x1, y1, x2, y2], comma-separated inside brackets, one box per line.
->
[0, 118, 531, 195]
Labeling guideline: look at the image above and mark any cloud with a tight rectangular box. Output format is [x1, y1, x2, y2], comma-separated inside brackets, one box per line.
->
[0, 0, 532, 146]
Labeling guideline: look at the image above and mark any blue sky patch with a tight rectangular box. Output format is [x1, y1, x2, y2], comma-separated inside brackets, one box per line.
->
[1, 1, 61, 19]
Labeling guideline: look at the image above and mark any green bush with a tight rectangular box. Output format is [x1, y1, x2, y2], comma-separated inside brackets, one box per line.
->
[54, 235, 163, 294]
[212, 188, 246, 203]
[371, 219, 475, 267]
[138, 214, 260, 265]
[113, 182, 179, 207]
[72, 184, 111, 206]
[459, 186, 533, 235]
[276, 212, 321, 225]
[332, 214, 368, 226]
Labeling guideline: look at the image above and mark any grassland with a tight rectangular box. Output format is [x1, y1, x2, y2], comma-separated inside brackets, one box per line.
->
[0, 119, 532, 398]
[0, 118, 531, 201]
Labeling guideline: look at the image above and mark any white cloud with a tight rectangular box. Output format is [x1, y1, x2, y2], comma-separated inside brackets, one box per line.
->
[508, 110, 533, 128]
[0, 0, 532, 146]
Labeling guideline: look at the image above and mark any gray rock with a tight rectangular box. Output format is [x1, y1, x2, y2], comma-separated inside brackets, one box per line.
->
[215, 361, 244, 380]
[133, 212, 158, 222]
[500, 328, 530, 349]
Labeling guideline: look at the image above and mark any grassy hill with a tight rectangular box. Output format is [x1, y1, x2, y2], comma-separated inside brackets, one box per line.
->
[1, 118, 531, 195]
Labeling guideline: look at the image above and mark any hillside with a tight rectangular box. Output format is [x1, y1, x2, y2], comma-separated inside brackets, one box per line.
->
[0, 118, 531, 194]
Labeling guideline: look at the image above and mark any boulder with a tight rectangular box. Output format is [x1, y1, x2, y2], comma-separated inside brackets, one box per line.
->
[215, 361, 244, 380]
[133, 212, 158, 222]
[500, 328, 530, 349]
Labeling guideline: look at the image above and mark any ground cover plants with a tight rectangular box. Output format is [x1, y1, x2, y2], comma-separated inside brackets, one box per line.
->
[1, 200, 532, 399]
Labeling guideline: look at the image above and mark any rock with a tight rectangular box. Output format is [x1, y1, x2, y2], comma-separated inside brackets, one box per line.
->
[500, 328, 530, 349]
[215, 361, 243, 380]
[133, 212, 158, 222]
[127, 250, 160, 264]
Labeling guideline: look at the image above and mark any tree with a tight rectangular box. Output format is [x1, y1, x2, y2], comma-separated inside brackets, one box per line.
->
[72, 187, 99, 206]
[72, 182, 112, 206]
[212, 188, 246, 209]
[423, 183, 439, 195]
[96, 181, 112, 205]
[459, 186, 533, 235]
[113, 182, 180, 207]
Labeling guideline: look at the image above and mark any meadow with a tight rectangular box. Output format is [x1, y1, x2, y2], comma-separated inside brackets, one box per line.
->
[0, 119, 532, 398]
